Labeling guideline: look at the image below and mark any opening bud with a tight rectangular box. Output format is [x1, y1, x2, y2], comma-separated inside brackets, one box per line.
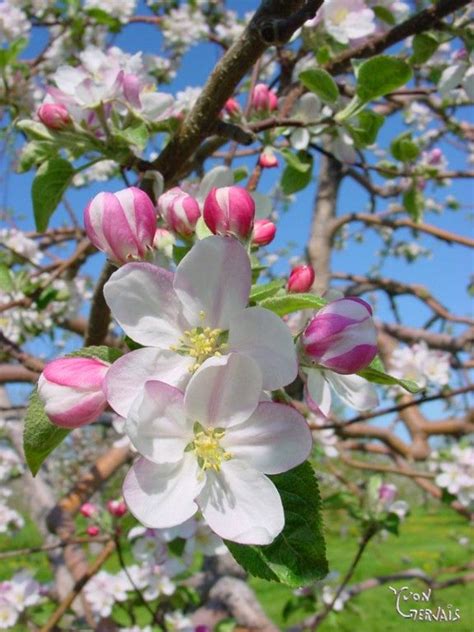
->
[203, 186, 255, 240]
[287, 265, 315, 293]
[157, 187, 201, 238]
[37, 103, 71, 130]
[251, 83, 278, 113]
[252, 219, 276, 246]
[107, 499, 127, 518]
[258, 147, 279, 169]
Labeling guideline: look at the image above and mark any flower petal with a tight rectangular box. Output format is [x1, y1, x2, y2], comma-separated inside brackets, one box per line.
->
[306, 368, 332, 417]
[228, 307, 297, 389]
[104, 263, 186, 347]
[198, 461, 284, 544]
[104, 348, 193, 418]
[184, 354, 262, 428]
[123, 455, 202, 528]
[173, 236, 251, 329]
[326, 372, 379, 411]
[224, 402, 312, 474]
[126, 380, 192, 464]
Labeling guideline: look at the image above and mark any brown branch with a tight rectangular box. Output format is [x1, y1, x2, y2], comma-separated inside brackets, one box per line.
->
[0, 364, 39, 383]
[379, 322, 474, 353]
[340, 454, 435, 479]
[330, 213, 474, 248]
[84, 261, 115, 346]
[39, 540, 116, 632]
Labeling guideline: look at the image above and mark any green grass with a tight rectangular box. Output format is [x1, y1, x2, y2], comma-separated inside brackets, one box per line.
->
[252, 506, 474, 631]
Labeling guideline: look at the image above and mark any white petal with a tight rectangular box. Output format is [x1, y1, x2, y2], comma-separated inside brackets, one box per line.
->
[126, 380, 192, 464]
[290, 127, 310, 150]
[228, 307, 297, 390]
[326, 372, 378, 411]
[104, 348, 193, 418]
[173, 236, 251, 329]
[198, 461, 284, 544]
[224, 402, 312, 474]
[104, 263, 187, 347]
[306, 369, 332, 417]
[184, 354, 262, 428]
[123, 455, 202, 528]
[298, 92, 321, 120]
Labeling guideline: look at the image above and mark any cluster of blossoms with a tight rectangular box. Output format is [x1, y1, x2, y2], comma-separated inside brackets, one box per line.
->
[373, 481, 409, 521]
[430, 445, 474, 509]
[390, 341, 451, 391]
[0, 444, 24, 535]
[38, 181, 380, 545]
[0, 571, 43, 629]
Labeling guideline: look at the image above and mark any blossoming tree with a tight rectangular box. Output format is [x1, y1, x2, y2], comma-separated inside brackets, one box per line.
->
[0, 0, 472, 629]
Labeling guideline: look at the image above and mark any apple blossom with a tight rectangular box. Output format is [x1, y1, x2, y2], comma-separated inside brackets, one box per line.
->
[302, 297, 377, 374]
[79, 502, 97, 518]
[107, 499, 127, 517]
[38, 357, 110, 428]
[258, 147, 279, 168]
[123, 353, 312, 544]
[37, 103, 71, 130]
[203, 186, 255, 240]
[157, 187, 201, 238]
[252, 219, 276, 246]
[86, 525, 100, 537]
[288, 265, 315, 293]
[84, 187, 157, 265]
[308, 0, 376, 44]
[103, 236, 298, 417]
[224, 97, 241, 116]
[251, 83, 278, 113]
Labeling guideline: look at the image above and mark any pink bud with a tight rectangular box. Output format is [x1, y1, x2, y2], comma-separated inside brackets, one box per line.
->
[251, 83, 278, 113]
[38, 357, 109, 428]
[224, 97, 241, 116]
[252, 219, 276, 246]
[378, 483, 397, 506]
[203, 186, 255, 239]
[302, 297, 378, 374]
[87, 525, 100, 537]
[80, 502, 97, 518]
[84, 187, 157, 265]
[107, 500, 127, 518]
[287, 265, 315, 293]
[195, 627, 211, 632]
[258, 147, 279, 169]
[157, 187, 201, 238]
[427, 148, 443, 165]
[37, 103, 71, 130]
[454, 48, 468, 60]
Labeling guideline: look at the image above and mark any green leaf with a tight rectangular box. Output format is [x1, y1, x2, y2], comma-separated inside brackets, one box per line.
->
[259, 293, 326, 317]
[0, 264, 14, 291]
[281, 154, 313, 195]
[280, 149, 312, 173]
[16, 120, 55, 141]
[173, 244, 192, 264]
[390, 132, 420, 163]
[23, 346, 123, 475]
[226, 462, 328, 587]
[32, 158, 74, 231]
[403, 186, 424, 223]
[86, 7, 122, 30]
[233, 166, 248, 183]
[23, 391, 71, 477]
[336, 56, 412, 122]
[410, 33, 439, 65]
[0, 38, 27, 68]
[249, 279, 285, 303]
[299, 69, 339, 104]
[18, 141, 57, 173]
[357, 366, 421, 393]
[373, 5, 395, 25]
[356, 56, 413, 103]
[195, 217, 213, 240]
[114, 119, 149, 151]
[346, 110, 384, 148]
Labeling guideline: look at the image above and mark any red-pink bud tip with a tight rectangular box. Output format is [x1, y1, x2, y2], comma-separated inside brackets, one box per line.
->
[287, 265, 315, 293]
[252, 219, 276, 246]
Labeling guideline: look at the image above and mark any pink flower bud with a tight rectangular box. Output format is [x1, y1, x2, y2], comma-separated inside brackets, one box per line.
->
[195, 627, 211, 632]
[224, 97, 241, 116]
[38, 357, 109, 428]
[87, 525, 100, 537]
[157, 187, 201, 238]
[37, 103, 71, 130]
[252, 219, 276, 246]
[378, 483, 397, 506]
[287, 265, 315, 293]
[107, 499, 127, 517]
[84, 187, 157, 265]
[80, 502, 97, 518]
[203, 186, 255, 239]
[258, 147, 279, 169]
[427, 148, 443, 165]
[302, 297, 378, 374]
[251, 83, 278, 113]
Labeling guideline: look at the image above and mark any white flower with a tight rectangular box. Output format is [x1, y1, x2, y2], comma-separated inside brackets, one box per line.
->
[84, 570, 130, 617]
[0, 228, 42, 264]
[305, 368, 378, 415]
[103, 236, 298, 418]
[0, 2, 30, 43]
[164, 611, 194, 632]
[123, 353, 312, 544]
[0, 598, 18, 629]
[322, 585, 348, 611]
[316, 0, 376, 44]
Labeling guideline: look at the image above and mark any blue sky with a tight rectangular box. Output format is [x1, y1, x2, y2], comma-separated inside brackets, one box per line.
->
[3, 1, 473, 422]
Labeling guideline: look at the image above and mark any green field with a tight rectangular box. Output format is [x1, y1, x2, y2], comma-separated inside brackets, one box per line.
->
[1, 506, 472, 630]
